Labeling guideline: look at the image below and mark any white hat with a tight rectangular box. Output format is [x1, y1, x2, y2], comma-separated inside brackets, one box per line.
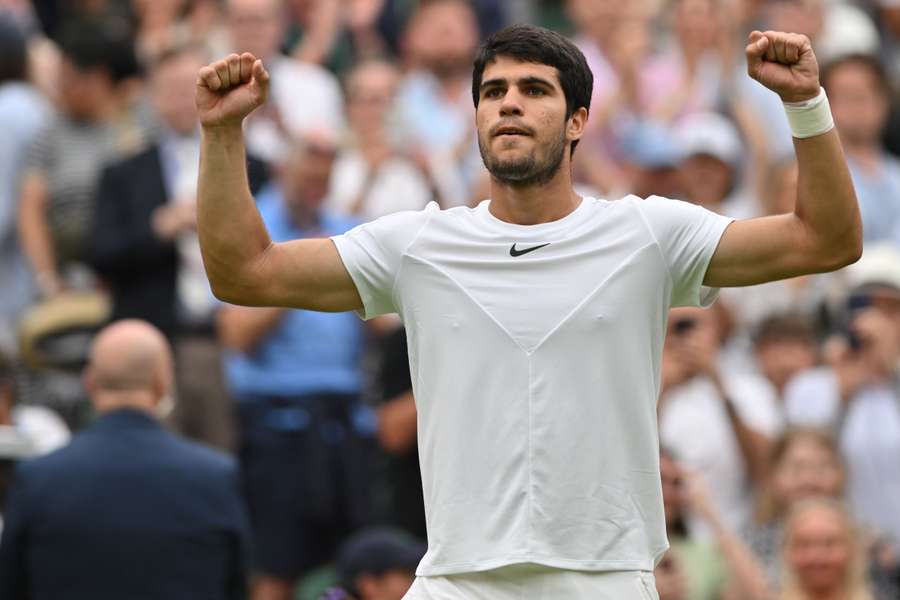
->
[846, 243, 900, 291]
[673, 112, 742, 167]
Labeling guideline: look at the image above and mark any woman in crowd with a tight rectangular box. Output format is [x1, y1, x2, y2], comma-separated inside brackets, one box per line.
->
[780, 498, 874, 600]
[747, 428, 846, 583]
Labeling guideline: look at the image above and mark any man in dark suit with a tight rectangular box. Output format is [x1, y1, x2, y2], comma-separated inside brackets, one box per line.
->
[88, 43, 267, 451]
[0, 319, 250, 600]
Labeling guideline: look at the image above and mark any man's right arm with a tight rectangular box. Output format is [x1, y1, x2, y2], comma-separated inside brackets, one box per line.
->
[196, 53, 362, 312]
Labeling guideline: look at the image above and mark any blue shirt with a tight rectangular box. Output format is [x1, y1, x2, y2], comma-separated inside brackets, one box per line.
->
[223, 186, 364, 399]
[0, 83, 49, 329]
[847, 154, 900, 245]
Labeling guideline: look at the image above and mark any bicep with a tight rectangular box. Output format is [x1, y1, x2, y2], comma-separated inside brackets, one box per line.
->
[242, 237, 363, 312]
[703, 214, 819, 287]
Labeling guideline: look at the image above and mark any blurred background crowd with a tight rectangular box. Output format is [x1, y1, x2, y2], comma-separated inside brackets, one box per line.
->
[0, 0, 899, 599]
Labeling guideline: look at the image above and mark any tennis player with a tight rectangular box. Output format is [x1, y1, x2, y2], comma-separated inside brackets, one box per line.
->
[196, 24, 860, 600]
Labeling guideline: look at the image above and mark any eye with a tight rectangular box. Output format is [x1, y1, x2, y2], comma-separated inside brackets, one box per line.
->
[484, 87, 504, 99]
[525, 86, 545, 96]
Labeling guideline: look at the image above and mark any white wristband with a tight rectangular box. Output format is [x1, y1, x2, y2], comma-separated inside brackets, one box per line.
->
[783, 87, 834, 139]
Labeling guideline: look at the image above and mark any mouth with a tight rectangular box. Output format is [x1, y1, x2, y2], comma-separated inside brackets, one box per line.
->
[493, 125, 532, 138]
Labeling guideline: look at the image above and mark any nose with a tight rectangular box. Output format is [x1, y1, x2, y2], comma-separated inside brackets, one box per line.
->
[499, 88, 524, 117]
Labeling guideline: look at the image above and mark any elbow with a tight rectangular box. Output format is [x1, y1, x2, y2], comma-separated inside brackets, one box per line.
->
[813, 227, 863, 273]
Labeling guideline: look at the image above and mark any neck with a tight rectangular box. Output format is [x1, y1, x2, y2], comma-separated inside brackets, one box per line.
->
[92, 390, 158, 416]
[488, 165, 581, 225]
[844, 140, 880, 168]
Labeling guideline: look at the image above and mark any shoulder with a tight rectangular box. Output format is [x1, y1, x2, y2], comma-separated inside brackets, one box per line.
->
[352, 201, 442, 234]
[104, 143, 159, 174]
[165, 433, 237, 477]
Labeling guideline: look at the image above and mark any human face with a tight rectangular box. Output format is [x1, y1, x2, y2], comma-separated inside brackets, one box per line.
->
[756, 338, 815, 393]
[785, 505, 854, 596]
[679, 154, 733, 209]
[346, 62, 399, 136]
[406, 0, 478, 78]
[357, 569, 415, 600]
[772, 436, 843, 509]
[227, 0, 282, 61]
[827, 63, 889, 147]
[659, 453, 685, 526]
[280, 142, 335, 219]
[58, 57, 114, 121]
[476, 57, 580, 187]
[152, 53, 205, 135]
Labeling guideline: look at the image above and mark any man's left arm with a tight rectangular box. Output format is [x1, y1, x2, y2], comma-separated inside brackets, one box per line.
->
[704, 31, 862, 288]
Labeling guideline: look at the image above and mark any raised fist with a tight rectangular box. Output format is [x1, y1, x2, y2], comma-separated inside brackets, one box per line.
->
[196, 53, 270, 128]
[746, 30, 819, 103]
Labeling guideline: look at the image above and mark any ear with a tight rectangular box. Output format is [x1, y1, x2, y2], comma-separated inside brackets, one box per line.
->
[566, 106, 588, 145]
[83, 367, 96, 397]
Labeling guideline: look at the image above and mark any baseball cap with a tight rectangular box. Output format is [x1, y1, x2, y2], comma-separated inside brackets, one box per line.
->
[620, 121, 683, 169]
[673, 112, 742, 167]
[336, 527, 426, 591]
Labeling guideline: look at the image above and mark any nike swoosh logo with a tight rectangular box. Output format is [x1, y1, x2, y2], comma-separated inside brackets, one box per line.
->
[509, 243, 550, 257]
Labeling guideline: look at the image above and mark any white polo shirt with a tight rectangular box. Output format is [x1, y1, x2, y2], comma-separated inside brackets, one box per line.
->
[332, 195, 732, 576]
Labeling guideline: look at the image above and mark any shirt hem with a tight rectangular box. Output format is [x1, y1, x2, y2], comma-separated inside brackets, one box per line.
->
[416, 556, 657, 577]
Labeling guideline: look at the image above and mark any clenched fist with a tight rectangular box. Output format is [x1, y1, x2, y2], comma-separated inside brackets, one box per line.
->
[196, 53, 270, 128]
[746, 30, 819, 103]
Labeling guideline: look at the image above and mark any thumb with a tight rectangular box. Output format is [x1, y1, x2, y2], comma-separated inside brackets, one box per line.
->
[746, 31, 768, 60]
[249, 59, 270, 99]
[745, 33, 769, 77]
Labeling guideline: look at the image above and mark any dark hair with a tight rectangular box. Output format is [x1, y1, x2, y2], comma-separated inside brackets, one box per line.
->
[0, 18, 27, 85]
[821, 53, 890, 97]
[57, 18, 140, 83]
[472, 24, 593, 155]
[753, 312, 816, 348]
[148, 40, 209, 74]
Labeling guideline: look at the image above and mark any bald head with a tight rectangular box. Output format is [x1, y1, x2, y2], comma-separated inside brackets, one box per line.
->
[86, 320, 173, 413]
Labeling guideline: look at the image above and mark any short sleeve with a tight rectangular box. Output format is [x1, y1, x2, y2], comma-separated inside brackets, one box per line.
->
[638, 195, 733, 308]
[726, 374, 783, 437]
[330, 203, 436, 319]
[22, 122, 54, 176]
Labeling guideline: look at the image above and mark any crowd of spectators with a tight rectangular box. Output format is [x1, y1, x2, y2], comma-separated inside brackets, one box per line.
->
[0, 0, 899, 599]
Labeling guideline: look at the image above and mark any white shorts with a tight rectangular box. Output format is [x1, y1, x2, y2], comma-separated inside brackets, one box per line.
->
[402, 565, 660, 600]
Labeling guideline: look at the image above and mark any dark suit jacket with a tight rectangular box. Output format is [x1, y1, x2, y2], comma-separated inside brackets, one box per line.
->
[88, 144, 268, 337]
[0, 409, 249, 600]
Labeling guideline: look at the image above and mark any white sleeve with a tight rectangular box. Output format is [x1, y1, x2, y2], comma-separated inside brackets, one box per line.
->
[330, 203, 436, 319]
[726, 374, 783, 437]
[637, 195, 734, 308]
[783, 368, 841, 427]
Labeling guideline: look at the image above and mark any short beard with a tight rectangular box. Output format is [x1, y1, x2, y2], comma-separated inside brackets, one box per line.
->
[478, 127, 567, 188]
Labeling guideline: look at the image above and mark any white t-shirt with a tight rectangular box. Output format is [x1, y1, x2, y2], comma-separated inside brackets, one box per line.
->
[332, 195, 732, 576]
[659, 373, 781, 538]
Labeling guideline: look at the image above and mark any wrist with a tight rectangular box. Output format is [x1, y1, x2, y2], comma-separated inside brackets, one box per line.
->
[783, 87, 834, 139]
[201, 122, 244, 141]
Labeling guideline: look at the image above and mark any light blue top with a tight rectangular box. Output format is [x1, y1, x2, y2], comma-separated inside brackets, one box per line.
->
[846, 154, 900, 246]
[0, 83, 49, 328]
[222, 186, 365, 399]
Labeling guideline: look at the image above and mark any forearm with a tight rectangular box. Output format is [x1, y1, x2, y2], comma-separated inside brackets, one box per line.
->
[17, 179, 58, 294]
[708, 517, 773, 600]
[711, 376, 772, 485]
[197, 125, 272, 303]
[792, 126, 862, 267]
